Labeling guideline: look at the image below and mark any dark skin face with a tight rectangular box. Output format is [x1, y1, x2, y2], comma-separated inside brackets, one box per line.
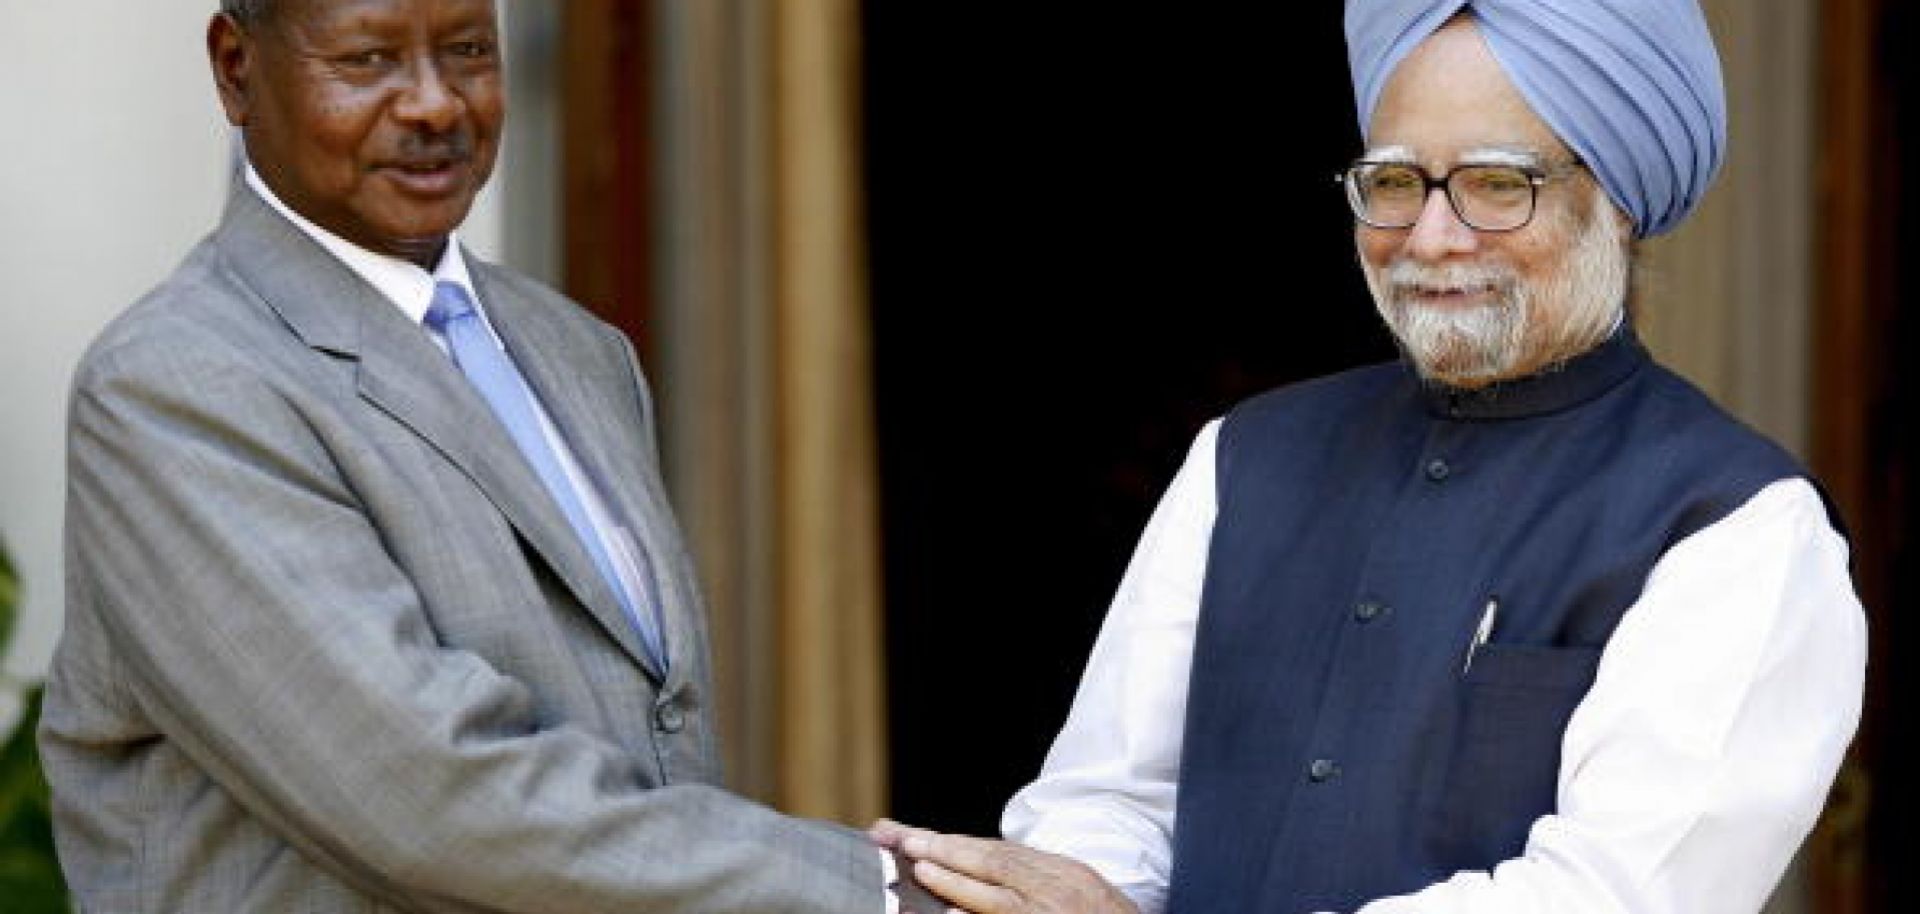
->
[209, 0, 504, 269]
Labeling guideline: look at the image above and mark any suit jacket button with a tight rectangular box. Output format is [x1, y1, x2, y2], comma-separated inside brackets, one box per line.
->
[1424, 458, 1452, 482]
[1308, 758, 1339, 782]
[655, 703, 686, 734]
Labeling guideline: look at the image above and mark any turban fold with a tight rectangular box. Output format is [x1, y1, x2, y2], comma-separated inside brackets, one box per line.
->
[1345, 0, 1726, 237]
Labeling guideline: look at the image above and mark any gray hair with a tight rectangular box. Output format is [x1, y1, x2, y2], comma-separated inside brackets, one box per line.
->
[218, 0, 275, 26]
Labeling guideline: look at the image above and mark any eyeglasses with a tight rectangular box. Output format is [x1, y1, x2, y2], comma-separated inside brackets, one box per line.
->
[1336, 159, 1583, 232]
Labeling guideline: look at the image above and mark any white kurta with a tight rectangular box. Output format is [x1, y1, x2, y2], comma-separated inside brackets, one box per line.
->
[1004, 420, 1866, 914]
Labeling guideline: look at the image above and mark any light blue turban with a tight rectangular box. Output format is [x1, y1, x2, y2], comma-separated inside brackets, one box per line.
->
[1346, 0, 1726, 237]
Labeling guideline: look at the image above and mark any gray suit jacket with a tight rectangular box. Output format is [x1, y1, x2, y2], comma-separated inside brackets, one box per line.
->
[40, 184, 882, 912]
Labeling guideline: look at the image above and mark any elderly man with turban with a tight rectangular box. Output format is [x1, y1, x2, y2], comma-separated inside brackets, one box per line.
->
[877, 2, 1867, 913]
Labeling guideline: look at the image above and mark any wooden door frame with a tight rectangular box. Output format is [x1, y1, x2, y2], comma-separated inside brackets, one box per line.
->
[559, 0, 657, 360]
[1812, 0, 1901, 910]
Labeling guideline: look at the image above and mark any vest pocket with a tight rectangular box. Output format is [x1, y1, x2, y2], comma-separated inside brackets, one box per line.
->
[1428, 644, 1601, 869]
[1463, 643, 1601, 690]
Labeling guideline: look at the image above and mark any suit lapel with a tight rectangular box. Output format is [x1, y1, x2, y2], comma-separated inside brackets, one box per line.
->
[355, 336, 664, 679]
[474, 266, 686, 687]
[213, 183, 659, 679]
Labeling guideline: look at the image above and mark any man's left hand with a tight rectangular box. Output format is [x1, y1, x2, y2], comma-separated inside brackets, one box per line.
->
[873, 819, 1139, 914]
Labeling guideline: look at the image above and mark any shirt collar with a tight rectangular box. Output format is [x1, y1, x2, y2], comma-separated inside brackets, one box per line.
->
[243, 164, 481, 328]
[1416, 324, 1650, 421]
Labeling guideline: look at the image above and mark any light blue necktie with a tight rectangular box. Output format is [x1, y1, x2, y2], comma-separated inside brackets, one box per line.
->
[425, 281, 667, 670]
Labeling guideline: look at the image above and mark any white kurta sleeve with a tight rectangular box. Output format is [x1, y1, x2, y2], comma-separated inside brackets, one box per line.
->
[1001, 421, 1220, 914]
[1351, 477, 1867, 914]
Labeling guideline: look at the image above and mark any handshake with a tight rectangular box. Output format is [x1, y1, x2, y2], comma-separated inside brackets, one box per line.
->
[869, 819, 1140, 914]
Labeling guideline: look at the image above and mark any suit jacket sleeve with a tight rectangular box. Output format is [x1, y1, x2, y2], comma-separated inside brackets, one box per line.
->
[58, 311, 883, 913]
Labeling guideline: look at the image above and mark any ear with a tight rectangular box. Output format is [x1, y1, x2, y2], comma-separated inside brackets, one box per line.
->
[1586, 178, 1634, 242]
[208, 14, 254, 128]
[1612, 206, 1636, 244]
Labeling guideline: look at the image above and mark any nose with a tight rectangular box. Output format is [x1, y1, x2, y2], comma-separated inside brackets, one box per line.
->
[1403, 185, 1478, 261]
[393, 56, 463, 132]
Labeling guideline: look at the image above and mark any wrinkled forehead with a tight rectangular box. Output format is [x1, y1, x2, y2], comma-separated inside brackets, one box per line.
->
[268, 0, 500, 38]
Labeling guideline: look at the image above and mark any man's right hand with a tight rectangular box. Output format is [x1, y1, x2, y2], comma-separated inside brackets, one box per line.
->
[871, 819, 1139, 914]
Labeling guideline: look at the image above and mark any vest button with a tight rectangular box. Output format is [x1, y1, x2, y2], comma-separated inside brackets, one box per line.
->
[1307, 758, 1340, 783]
[655, 702, 686, 734]
[1424, 458, 1452, 482]
[1354, 600, 1386, 623]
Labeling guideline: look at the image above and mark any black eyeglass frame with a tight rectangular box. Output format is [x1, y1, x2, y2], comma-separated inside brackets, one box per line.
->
[1334, 158, 1584, 233]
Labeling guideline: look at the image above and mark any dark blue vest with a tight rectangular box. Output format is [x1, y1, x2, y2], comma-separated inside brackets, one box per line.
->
[1164, 332, 1806, 913]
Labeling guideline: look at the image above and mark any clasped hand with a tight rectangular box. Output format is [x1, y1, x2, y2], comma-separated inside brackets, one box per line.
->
[871, 819, 1139, 914]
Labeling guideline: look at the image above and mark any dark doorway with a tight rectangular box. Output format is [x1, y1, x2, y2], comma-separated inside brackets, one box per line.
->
[1809, 0, 1918, 910]
[1862, 2, 1918, 909]
[864, 8, 1394, 834]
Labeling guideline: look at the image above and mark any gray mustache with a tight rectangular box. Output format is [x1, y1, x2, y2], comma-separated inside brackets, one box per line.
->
[392, 131, 473, 165]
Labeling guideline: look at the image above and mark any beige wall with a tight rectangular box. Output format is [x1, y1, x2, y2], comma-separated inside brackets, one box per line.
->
[0, 2, 526, 726]
[0, 0, 233, 697]
[1639, 0, 1817, 460]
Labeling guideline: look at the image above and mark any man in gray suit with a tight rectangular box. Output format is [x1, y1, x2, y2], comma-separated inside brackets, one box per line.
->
[39, 1, 924, 910]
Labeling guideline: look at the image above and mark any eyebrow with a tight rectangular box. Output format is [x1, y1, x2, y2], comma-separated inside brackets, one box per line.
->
[1361, 145, 1418, 164]
[1458, 146, 1547, 167]
[1358, 145, 1549, 168]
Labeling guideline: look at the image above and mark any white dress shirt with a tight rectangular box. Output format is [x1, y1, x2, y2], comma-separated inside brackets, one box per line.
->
[1004, 420, 1866, 914]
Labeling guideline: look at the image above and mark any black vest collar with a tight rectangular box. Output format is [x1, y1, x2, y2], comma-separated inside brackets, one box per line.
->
[1415, 328, 1649, 421]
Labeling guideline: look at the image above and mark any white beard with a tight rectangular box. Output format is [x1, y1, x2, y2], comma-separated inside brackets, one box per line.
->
[1362, 188, 1630, 387]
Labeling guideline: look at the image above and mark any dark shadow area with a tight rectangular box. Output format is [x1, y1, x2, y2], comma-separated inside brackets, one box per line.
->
[1867, 3, 1917, 909]
[864, 7, 1393, 835]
